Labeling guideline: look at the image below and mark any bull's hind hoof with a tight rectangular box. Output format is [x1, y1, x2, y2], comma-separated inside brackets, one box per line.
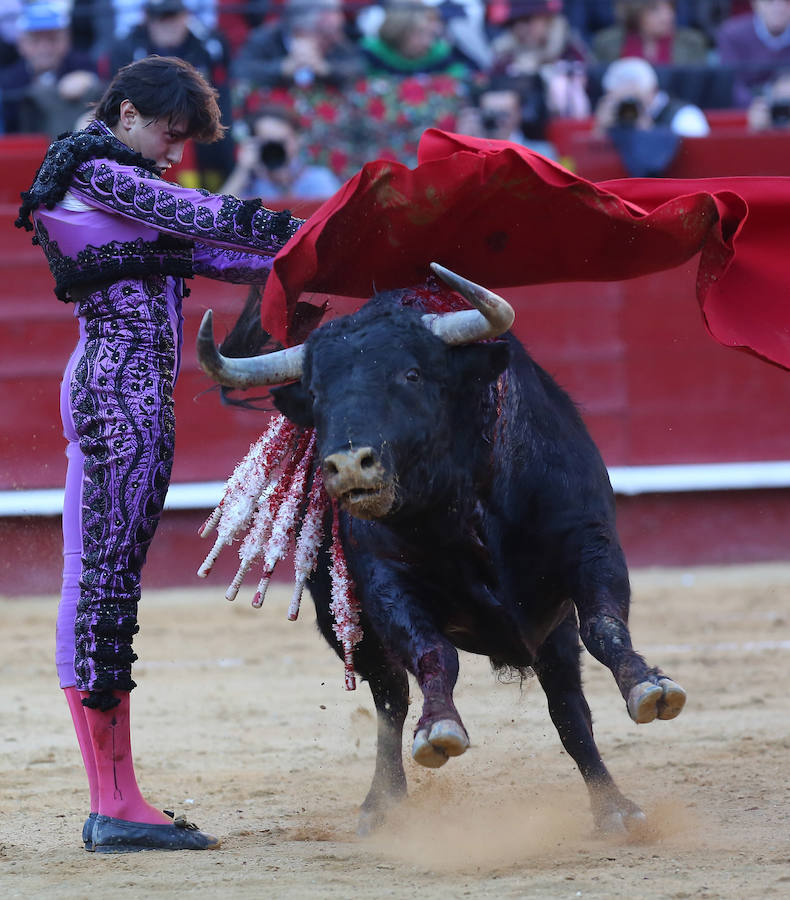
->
[627, 678, 687, 724]
[412, 720, 469, 768]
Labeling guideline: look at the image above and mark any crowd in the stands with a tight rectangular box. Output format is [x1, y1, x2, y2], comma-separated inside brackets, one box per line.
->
[2, 0, 790, 189]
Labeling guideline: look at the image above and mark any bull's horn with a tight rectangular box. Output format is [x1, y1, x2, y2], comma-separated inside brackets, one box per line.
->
[197, 310, 305, 387]
[424, 263, 515, 345]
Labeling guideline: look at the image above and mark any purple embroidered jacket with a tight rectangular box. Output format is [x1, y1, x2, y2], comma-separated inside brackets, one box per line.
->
[17, 120, 306, 706]
[31, 123, 303, 306]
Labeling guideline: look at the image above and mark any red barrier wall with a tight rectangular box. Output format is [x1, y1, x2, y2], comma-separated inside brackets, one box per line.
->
[547, 112, 790, 181]
[3, 130, 790, 595]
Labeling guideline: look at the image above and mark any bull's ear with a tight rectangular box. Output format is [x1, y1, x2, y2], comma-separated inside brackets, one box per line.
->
[452, 341, 509, 385]
[270, 382, 315, 427]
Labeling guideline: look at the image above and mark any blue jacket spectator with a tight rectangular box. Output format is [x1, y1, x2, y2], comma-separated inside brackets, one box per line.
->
[0, 1, 100, 134]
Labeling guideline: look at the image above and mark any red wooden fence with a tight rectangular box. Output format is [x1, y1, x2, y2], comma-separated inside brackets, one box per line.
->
[3, 125, 790, 595]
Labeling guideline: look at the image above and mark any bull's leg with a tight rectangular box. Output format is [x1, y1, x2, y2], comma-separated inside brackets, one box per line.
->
[355, 562, 471, 769]
[310, 567, 409, 835]
[411, 642, 470, 769]
[534, 615, 647, 833]
[355, 652, 410, 836]
[313, 545, 470, 830]
[573, 554, 686, 725]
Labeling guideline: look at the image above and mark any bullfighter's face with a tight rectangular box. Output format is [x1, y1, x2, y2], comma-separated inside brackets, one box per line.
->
[113, 100, 189, 173]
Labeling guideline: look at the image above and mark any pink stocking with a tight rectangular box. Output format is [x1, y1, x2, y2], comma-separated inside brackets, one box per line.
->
[64, 686, 99, 812]
[81, 690, 171, 824]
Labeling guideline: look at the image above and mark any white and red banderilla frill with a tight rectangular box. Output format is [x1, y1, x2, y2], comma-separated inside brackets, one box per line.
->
[197, 415, 362, 689]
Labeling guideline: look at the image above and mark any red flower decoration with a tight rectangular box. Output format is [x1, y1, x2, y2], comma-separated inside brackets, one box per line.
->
[330, 149, 349, 175]
[315, 101, 340, 123]
[430, 75, 459, 97]
[398, 79, 428, 105]
[367, 96, 388, 121]
[268, 88, 295, 108]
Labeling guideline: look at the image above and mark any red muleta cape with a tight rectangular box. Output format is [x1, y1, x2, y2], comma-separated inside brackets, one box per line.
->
[262, 129, 790, 370]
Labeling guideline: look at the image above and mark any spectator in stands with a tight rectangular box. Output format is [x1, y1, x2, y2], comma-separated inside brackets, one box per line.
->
[579, 0, 736, 38]
[0, 1, 100, 134]
[595, 55, 709, 133]
[221, 103, 341, 200]
[687, 1, 747, 45]
[431, 0, 493, 70]
[69, 0, 115, 58]
[357, 1, 494, 71]
[594, 56, 709, 175]
[560, 0, 616, 42]
[489, 0, 592, 78]
[104, 0, 226, 79]
[592, 1, 709, 65]
[746, 66, 790, 128]
[488, 1, 592, 119]
[108, 0, 217, 42]
[717, 0, 790, 106]
[455, 74, 559, 157]
[359, 0, 477, 76]
[104, 0, 234, 186]
[232, 0, 365, 89]
[0, 0, 22, 67]
[67, 0, 217, 60]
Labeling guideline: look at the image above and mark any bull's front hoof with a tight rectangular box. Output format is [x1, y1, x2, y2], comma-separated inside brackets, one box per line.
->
[357, 806, 387, 837]
[591, 789, 648, 836]
[412, 720, 469, 768]
[596, 804, 648, 836]
[627, 678, 687, 724]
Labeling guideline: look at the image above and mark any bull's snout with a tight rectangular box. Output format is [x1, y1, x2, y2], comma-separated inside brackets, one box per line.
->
[322, 447, 395, 520]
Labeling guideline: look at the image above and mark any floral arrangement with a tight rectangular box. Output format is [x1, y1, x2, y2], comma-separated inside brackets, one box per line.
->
[237, 73, 471, 180]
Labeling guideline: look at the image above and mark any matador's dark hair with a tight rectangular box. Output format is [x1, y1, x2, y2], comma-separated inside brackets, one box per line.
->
[94, 55, 226, 143]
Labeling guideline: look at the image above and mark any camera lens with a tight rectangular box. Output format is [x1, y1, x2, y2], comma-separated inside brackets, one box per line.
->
[259, 140, 287, 170]
[615, 98, 641, 127]
[481, 112, 503, 134]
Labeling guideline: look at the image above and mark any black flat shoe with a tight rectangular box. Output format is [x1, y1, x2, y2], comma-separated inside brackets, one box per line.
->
[91, 814, 220, 853]
[83, 812, 97, 851]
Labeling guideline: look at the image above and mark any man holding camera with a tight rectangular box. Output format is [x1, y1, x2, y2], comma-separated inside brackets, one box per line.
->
[455, 74, 561, 158]
[593, 56, 709, 177]
[221, 105, 341, 201]
[595, 56, 710, 137]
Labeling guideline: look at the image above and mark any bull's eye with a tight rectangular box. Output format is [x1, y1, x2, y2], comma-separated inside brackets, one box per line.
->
[405, 367, 421, 383]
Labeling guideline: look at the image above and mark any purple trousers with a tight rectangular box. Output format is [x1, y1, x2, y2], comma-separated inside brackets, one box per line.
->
[56, 276, 181, 706]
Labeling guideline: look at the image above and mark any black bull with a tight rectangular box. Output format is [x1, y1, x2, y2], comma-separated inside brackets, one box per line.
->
[198, 266, 686, 835]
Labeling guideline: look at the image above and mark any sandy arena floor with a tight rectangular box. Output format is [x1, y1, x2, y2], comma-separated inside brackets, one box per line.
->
[1, 564, 789, 898]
